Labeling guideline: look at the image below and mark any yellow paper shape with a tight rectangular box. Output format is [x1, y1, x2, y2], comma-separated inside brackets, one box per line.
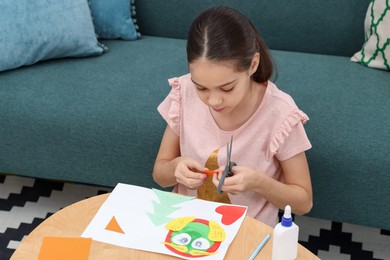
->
[38, 236, 92, 260]
[105, 216, 125, 234]
[208, 220, 226, 242]
[165, 216, 196, 231]
[190, 250, 217, 256]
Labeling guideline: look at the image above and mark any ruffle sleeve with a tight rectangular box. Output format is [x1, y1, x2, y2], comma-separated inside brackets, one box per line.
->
[157, 77, 182, 135]
[269, 109, 310, 159]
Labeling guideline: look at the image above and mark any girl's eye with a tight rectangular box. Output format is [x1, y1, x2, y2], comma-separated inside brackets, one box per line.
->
[195, 85, 207, 91]
[221, 86, 234, 92]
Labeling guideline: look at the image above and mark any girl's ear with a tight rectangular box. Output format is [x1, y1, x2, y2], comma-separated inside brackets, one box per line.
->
[250, 52, 260, 75]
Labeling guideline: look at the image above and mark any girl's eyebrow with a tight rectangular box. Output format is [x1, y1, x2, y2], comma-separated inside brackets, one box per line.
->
[191, 78, 236, 88]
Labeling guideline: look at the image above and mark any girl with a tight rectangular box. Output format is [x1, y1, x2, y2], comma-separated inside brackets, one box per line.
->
[153, 6, 312, 227]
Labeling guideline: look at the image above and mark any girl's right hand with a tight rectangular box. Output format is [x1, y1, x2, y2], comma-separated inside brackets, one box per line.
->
[174, 157, 207, 190]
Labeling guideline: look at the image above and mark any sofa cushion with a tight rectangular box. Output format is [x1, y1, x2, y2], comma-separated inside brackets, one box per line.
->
[0, 0, 105, 72]
[351, 0, 390, 70]
[89, 0, 139, 40]
[0, 36, 188, 189]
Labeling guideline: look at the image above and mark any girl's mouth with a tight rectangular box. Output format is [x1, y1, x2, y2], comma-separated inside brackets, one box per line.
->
[212, 107, 225, 112]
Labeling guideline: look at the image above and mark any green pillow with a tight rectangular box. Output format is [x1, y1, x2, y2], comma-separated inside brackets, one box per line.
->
[0, 0, 105, 72]
[351, 0, 390, 70]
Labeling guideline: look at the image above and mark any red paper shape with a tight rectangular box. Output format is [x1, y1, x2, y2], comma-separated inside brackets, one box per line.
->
[215, 205, 246, 225]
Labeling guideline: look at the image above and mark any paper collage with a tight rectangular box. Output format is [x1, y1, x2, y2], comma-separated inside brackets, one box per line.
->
[81, 183, 247, 259]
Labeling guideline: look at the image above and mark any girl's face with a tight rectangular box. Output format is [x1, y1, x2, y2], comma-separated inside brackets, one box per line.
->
[189, 57, 258, 116]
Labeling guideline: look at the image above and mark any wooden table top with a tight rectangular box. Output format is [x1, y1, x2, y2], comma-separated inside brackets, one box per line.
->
[11, 193, 319, 259]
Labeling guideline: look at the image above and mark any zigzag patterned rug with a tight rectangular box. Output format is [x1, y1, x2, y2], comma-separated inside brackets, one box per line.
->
[1, 173, 389, 259]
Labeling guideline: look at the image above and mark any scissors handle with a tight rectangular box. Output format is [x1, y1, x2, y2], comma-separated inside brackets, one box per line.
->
[226, 161, 236, 177]
[217, 161, 236, 194]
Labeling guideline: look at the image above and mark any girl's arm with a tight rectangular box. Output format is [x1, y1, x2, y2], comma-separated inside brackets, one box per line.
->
[153, 126, 207, 188]
[153, 126, 181, 187]
[261, 152, 313, 215]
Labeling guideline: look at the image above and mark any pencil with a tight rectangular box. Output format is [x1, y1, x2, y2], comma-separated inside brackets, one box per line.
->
[248, 233, 271, 260]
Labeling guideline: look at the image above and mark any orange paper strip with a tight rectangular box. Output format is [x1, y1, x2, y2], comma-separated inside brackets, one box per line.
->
[38, 236, 92, 260]
[203, 170, 217, 176]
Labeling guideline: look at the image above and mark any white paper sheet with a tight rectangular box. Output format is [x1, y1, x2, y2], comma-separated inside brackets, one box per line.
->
[82, 183, 247, 259]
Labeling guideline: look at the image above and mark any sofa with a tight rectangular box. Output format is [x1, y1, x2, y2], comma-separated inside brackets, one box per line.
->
[1, 0, 389, 230]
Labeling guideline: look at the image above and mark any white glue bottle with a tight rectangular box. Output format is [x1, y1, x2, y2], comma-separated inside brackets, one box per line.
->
[272, 205, 299, 260]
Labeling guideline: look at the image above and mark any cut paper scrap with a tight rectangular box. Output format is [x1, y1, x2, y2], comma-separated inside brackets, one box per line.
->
[153, 188, 195, 206]
[148, 200, 179, 226]
[215, 205, 247, 225]
[147, 188, 195, 226]
[105, 216, 125, 234]
[38, 236, 92, 260]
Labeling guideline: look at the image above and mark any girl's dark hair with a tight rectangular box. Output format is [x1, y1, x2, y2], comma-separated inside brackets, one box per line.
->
[187, 6, 274, 83]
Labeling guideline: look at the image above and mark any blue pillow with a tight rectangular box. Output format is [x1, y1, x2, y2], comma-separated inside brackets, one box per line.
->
[89, 0, 140, 40]
[0, 0, 105, 72]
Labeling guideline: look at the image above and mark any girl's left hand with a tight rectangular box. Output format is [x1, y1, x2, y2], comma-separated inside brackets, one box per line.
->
[212, 165, 261, 194]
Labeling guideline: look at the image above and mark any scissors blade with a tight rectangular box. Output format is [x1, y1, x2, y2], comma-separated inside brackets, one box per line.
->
[229, 136, 233, 160]
[218, 136, 235, 194]
[226, 135, 233, 166]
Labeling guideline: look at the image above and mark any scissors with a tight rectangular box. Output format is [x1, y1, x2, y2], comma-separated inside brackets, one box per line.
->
[217, 136, 236, 194]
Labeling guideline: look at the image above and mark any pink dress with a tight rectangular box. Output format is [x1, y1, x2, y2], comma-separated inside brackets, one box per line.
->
[158, 73, 312, 227]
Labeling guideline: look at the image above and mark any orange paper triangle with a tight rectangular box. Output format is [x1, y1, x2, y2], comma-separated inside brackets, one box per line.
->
[105, 216, 125, 234]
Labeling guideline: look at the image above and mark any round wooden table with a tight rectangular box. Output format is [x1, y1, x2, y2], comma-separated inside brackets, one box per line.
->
[11, 194, 319, 259]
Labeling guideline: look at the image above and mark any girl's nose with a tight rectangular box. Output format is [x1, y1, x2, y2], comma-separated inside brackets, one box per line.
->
[208, 92, 222, 107]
